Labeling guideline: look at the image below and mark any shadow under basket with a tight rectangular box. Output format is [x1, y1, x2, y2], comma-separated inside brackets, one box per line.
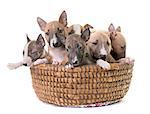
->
[30, 63, 134, 107]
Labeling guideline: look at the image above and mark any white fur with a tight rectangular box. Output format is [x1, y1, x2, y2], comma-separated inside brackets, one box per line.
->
[7, 61, 24, 70]
[65, 64, 74, 69]
[23, 41, 33, 66]
[100, 44, 107, 55]
[23, 41, 30, 58]
[97, 59, 110, 70]
[49, 48, 65, 63]
[73, 24, 81, 35]
[33, 58, 48, 65]
[7, 41, 32, 70]
[50, 34, 57, 48]
[72, 56, 78, 63]
[23, 56, 32, 66]
[118, 57, 134, 64]
[52, 60, 59, 65]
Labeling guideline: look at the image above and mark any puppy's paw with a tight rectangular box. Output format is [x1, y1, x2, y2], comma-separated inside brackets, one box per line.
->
[118, 57, 134, 65]
[7, 62, 23, 70]
[65, 64, 74, 69]
[97, 59, 110, 70]
[33, 58, 48, 65]
[7, 63, 18, 70]
[52, 60, 59, 65]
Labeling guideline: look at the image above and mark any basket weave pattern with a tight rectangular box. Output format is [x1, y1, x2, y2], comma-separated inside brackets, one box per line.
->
[30, 63, 133, 106]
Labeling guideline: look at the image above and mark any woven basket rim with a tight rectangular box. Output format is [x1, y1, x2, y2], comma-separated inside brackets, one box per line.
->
[30, 62, 134, 72]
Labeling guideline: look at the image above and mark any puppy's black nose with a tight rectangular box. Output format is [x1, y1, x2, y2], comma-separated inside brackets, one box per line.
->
[23, 63, 27, 66]
[100, 55, 106, 60]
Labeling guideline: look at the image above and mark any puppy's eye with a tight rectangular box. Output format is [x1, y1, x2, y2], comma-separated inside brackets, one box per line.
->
[92, 40, 98, 45]
[45, 32, 49, 36]
[67, 46, 71, 51]
[23, 51, 24, 55]
[68, 29, 75, 35]
[121, 45, 126, 49]
[107, 41, 110, 46]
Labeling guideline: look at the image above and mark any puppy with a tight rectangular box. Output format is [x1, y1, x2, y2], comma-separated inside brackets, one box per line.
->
[108, 23, 126, 60]
[87, 31, 116, 69]
[108, 23, 134, 64]
[7, 34, 48, 70]
[37, 11, 68, 65]
[65, 28, 93, 68]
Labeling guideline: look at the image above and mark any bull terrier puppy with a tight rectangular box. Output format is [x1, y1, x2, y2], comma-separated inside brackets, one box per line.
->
[65, 28, 93, 68]
[108, 23, 126, 60]
[108, 23, 134, 64]
[87, 31, 116, 69]
[8, 34, 48, 70]
[37, 11, 68, 65]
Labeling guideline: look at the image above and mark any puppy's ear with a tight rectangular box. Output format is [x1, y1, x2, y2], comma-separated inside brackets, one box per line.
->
[36, 34, 45, 47]
[81, 28, 90, 42]
[108, 23, 117, 40]
[108, 23, 115, 32]
[83, 24, 93, 29]
[59, 11, 67, 27]
[116, 26, 121, 32]
[26, 34, 31, 43]
[37, 17, 47, 31]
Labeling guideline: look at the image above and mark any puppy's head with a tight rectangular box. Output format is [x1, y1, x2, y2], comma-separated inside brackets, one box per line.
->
[65, 28, 90, 66]
[37, 11, 67, 48]
[87, 31, 111, 61]
[108, 23, 126, 60]
[23, 34, 45, 66]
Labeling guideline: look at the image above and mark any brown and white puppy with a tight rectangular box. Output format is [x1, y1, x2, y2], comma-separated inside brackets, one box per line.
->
[37, 11, 68, 65]
[8, 34, 47, 70]
[87, 31, 116, 69]
[65, 28, 93, 68]
[108, 23, 126, 60]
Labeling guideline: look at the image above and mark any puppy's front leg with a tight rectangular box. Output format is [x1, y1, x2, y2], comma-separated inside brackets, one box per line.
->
[96, 59, 110, 70]
[118, 57, 134, 65]
[60, 55, 68, 65]
[65, 62, 74, 69]
[33, 58, 48, 66]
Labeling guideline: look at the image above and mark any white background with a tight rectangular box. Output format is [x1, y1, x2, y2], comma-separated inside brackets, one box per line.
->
[0, 0, 149, 114]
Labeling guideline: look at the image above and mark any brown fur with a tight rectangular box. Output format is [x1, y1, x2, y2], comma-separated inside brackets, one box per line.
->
[87, 31, 116, 63]
[65, 28, 93, 67]
[108, 23, 126, 60]
[37, 11, 69, 65]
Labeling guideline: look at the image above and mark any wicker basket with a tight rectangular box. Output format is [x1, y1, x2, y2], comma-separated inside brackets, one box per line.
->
[30, 63, 134, 107]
